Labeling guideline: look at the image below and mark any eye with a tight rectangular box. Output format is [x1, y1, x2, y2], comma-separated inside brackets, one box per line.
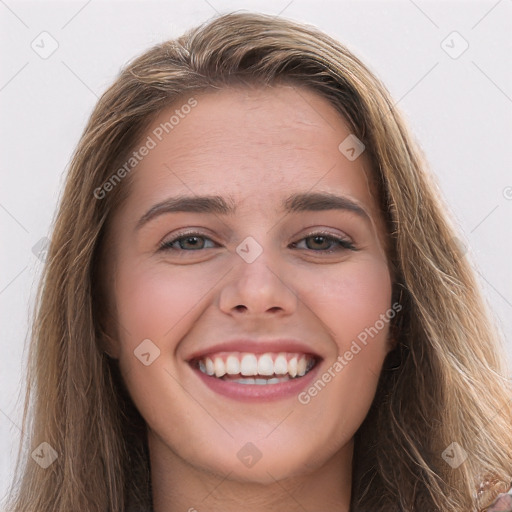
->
[293, 233, 356, 252]
[158, 230, 357, 254]
[159, 232, 217, 251]
[291, 232, 357, 253]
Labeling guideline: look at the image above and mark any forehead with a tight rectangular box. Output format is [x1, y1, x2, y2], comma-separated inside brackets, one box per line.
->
[126, 84, 380, 218]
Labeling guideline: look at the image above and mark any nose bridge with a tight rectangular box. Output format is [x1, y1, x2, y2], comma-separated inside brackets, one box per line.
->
[218, 234, 297, 315]
[235, 236, 283, 291]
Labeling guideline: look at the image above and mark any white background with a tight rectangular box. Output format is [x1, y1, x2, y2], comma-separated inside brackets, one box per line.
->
[1, 0, 511, 503]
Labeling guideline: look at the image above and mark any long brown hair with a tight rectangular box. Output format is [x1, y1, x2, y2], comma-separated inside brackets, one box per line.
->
[4, 12, 512, 512]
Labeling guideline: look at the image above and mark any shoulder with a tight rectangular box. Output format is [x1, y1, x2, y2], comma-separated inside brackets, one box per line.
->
[486, 488, 512, 512]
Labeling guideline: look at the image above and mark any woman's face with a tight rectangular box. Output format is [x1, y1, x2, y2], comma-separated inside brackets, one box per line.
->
[106, 84, 394, 484]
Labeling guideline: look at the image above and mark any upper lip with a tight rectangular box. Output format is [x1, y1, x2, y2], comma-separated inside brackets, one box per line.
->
[186, 338, 323, 361]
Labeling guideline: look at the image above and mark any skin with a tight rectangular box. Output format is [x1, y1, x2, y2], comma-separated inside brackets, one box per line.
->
[105, 84, 395, 512]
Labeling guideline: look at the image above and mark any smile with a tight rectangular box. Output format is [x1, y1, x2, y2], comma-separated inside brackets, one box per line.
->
[189, 350, 321, 401]
[193, 352, 316, 384]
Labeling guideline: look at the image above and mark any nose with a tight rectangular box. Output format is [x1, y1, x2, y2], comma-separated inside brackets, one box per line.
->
[218, 249, 298, 316]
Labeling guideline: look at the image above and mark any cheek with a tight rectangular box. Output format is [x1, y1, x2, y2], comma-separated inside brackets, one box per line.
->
[110, 260, 219, 434]
[304, 256, 393, 350]
[295, 257, 393, 438]
[113, 261, 219, 349]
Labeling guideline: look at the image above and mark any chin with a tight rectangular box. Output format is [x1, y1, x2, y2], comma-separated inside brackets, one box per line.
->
[190, 441, 324, 485]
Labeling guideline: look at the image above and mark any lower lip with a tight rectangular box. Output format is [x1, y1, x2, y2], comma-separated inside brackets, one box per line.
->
[190, 361, 322, 402]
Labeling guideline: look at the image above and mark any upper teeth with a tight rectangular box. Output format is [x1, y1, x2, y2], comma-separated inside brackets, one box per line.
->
[197, 352, 315, 378]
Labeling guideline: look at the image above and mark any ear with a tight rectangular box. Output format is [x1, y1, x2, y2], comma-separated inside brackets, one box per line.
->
[96, 299, 122, 360]
[386, 333, 399, 353]
[94, 252, 122, 360]
[101, 331, 121, 360]
[388, 282, 406, 352]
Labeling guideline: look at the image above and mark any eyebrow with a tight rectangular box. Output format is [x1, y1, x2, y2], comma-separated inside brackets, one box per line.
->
[135, 191, 371, 230]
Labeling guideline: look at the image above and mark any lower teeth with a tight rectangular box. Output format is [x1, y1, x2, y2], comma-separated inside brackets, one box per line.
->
[226, 376, 292, 385]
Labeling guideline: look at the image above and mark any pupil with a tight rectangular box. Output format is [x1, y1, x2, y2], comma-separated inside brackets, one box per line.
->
[182, 236, 202, 249]
[310, 236, 329, 249]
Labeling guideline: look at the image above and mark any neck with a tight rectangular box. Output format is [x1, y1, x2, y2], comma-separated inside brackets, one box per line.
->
[149, 432, 353, 512]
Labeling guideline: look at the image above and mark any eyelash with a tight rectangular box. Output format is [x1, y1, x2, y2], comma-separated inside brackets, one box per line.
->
[158, 230, 357, 254]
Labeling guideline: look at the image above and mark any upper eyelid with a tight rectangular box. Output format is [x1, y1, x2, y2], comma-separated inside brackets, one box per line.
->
[159, 230, 355, 249]
[161, 228, 353, 241]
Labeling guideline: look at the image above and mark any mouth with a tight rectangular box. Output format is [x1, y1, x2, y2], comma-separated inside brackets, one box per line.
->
[186, 341, 323, 401]
[190, 351, 318, 385]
